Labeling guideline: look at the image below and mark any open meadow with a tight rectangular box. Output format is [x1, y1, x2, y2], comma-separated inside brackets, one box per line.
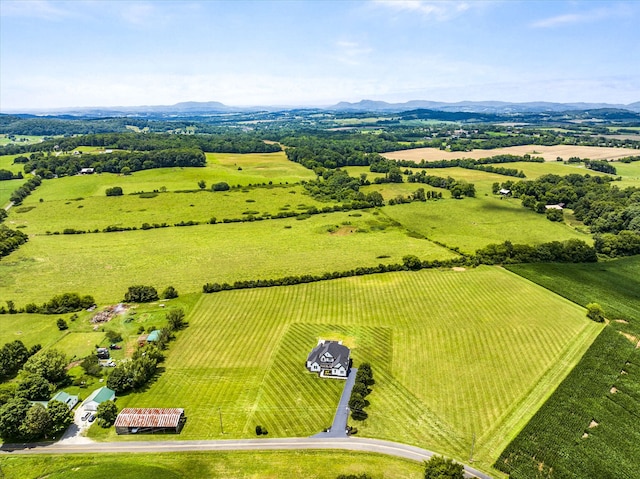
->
[92, 267, 603, 474]
[7, 184, 328, 234]
[379, 195, 591, 254]
[0, 210, 458, 305]
[382, 144, 640, 162]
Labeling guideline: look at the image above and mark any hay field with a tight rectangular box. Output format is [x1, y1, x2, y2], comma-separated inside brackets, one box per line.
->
[104, 267, 602, 472]
[383, 145, 640, 162]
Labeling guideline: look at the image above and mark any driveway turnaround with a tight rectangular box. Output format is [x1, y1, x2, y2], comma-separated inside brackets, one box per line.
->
[313, 367, 357, 438]
[0, 437, 492, 479]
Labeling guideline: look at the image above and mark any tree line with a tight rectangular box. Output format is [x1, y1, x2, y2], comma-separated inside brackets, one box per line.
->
[201, 239, 596, 295]
[2, 131, 282, 156]
[23, 147, 206, 178]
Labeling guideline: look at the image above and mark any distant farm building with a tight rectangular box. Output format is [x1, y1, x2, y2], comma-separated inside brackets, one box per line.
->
[79, 167, 94, 174]
[138, 329, 161, 346]
[115, 408, 186, 435]
[306, 340, 351, 379]
[545, 203, 565, 210]
[499, 188, 511, 196]
[82, 386, 115, 412]
[51, 391, 79, 410]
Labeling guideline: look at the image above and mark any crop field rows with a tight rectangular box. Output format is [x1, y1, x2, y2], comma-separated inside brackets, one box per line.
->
[497, 258, 640, 477]
[104, 267, 601, 472]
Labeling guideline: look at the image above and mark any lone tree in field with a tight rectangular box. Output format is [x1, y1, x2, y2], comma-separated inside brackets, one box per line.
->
[586, 303, 605, 322]
[198, 180, 206, 189]
[423, 455, 464, 479]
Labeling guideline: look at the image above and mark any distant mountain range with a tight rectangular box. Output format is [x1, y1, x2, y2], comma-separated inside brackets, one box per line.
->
[4, 99, 640, 116]
[330, 99, 640, 114]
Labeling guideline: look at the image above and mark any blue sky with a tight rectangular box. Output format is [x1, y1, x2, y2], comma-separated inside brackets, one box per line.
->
[1, 0, 639, 110]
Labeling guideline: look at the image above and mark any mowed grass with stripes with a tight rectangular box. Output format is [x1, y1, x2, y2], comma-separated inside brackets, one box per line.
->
[104, 266, 602, 471]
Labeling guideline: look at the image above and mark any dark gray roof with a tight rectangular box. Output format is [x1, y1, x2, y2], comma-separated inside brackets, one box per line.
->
[307, 340, 350, 369]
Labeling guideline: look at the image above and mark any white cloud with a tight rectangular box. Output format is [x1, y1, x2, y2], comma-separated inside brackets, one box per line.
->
[332, 40, 373, 66]
[372, 0, 472, 20]
[531, 5, 630, 28]
[0, 0, 73, 20]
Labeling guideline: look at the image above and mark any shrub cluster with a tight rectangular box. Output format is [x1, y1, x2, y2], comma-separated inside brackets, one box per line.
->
[0, 224, 28, 258]
[349, 363, 374, 421]
[17, 292, 96, 315]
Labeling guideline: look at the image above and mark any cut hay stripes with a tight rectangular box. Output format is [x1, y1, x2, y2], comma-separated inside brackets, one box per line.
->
[120, 266, 599, 461]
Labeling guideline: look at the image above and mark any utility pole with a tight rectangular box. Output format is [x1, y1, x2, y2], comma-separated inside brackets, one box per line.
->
[219, 407, 224, 434]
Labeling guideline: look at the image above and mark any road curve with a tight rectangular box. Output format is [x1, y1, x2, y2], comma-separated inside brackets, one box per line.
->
[0, 436, 492, 479]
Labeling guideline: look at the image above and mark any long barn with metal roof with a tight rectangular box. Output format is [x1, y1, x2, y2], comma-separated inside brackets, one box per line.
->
[114, 408, 185, 435]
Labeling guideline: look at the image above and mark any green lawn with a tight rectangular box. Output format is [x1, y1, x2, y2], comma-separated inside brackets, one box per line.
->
[96, 267, 601, 474]
[0, 450, 422, 479]
[0, 210, 458, 305]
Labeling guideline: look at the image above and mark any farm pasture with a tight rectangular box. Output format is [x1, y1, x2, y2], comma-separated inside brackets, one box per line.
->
[103, 267, 601, 472]
[0, 210, 458, 305]
[8, 184, 328, 234]
[3, 151, 314, 203]
[615, 161, 640, 187]
[382, 145, 640, 162]
[379, 195, 591, 254]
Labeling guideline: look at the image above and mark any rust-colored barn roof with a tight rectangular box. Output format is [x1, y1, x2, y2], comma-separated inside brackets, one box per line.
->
[114, 408, 184, 428]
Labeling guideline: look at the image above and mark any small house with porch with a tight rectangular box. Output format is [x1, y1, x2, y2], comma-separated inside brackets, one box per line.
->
[306, 339, 351, 379]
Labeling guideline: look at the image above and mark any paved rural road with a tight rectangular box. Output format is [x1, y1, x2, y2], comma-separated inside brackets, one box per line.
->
[0, 437, 492, 479]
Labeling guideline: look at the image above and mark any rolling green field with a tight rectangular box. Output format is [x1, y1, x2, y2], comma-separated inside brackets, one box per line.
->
[2, 152, 315, 203]
[614, 160, 640, 187]
[93, 267, 602, 474]
[8, 184, 328, 234]
[380, 196, 591, 254]
[0, 450, 423, 479]
[0, 210, 458, 305]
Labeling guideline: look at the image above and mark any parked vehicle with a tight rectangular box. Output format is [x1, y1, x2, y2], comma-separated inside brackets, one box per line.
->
[81, 412, 91, 421]
[88, 414, 96, 423]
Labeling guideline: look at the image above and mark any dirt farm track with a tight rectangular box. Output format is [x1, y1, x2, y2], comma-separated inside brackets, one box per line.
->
[382, 145, 639, 162]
